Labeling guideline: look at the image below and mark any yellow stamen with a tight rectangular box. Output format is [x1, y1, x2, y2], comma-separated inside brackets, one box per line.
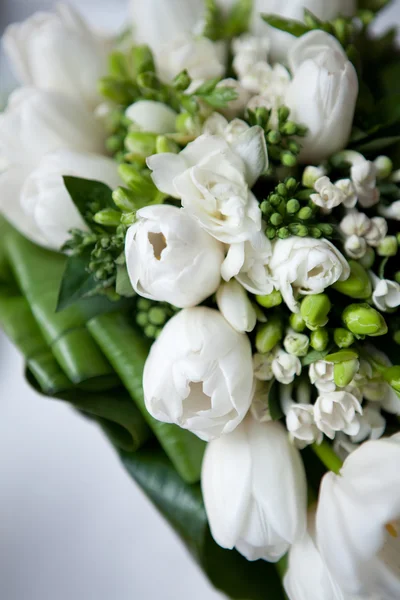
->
[385, 523, 399, 539]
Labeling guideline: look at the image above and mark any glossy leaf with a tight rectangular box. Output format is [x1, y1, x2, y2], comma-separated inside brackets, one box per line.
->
[262, 14, 308, 37]
[63, 176, 114, 225]
[57, 251, 103, 311]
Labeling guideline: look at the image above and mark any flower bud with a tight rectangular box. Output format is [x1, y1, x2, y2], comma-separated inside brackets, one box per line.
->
[358, 247, 375, 269]
[256, 290, 283, 309]
[334, 359, 360, 387]
[334, 328, 355, 349]
[377, 236, 398, 257]
[383, 366, 400, 394]
[310, 328, 329, 352]
[302, 166, 327, 189]
[216, 280, 257, 333]
[94, 208, 122, 226]
[125, 132, 158, 159]
[284, 330, 310, 357]
[342, 304, 388, 337]
[374, 155, 393, 179]
[156, 135, 180, 154]
[256, 316, 284, 354]
[300, 294, 332, 331]
[333, 260, 372, 299]
[290, 313, 307, 333]
[112, 187, 137, 212]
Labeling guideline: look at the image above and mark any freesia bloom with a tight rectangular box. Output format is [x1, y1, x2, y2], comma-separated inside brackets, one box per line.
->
[314, 391, 362, 440]
[370, 273, 400, 313]
[3, 4, 109, 109]
[269, 237, 350, 313]
[272, 349, 302, 384]
[125, 205, 224, 308]
[202, 417, 307, 561]
[216, 280, 257, 333]
[351, 160, 380, 208]
[202, 113, 250, 144]
[252, 353, 274, 381]
[311, 176, 357, 211]
[21, 150, 121, 250]
[285, 31, 358, 163]
[125, 101, 177, 134]
[0, 88, 105, 245]
[143, 307, 253, 441]
[309, 360, 335, 393]
[147, 130, 267, 243]
[316, 434, 400, 599]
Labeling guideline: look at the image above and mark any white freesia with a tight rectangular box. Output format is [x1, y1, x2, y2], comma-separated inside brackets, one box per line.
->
[309, 360, 336, 393]
[334, 179, 358, 208]
[216, 79, 251, 119]
[370, 273, 400, 312]
[285, 31, 358, 163]
[143, 307, 253, 441]
[350, 405, 386, 444]
[351, 160, 380, 208]
[272, 349, 302, 384]
[21, 150, 121, 251]
[340, 211, 386, 259]
[130, 0, 204, 56]
[344, 235, 367, 260]
[241, 61, 290, 97]
[3, 4, 109, 109]
[203, 113, 250, 144]
[382, 384, 400, 415]
[232, 35, 270, 80]
[340, 211, 371, 238]
[0, 88, 105, 245]
[125, 101, 177, 134]
[221, 231, 274, 295]
[316, 434, 400, 599]
[286, 405, 323, 449]
[147, 130, 268, 243]
[252, 0, 356, 63]
[379, 200, 400, 221]
[269, 237, 350, 313]
[216, 280, 257, 333]
[202, 417, 307, 561]
[314, 391, 362, 440]
[311, 176, 353, 211]
[364, 217, 388, 247]
[284, 330, 309, 357]
[253, 353, 274, 381]
[157, 35, 225, 84]
[125, 205, 224, 308]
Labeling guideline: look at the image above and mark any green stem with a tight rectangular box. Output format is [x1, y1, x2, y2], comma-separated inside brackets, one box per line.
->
[312, 440, 343, 475]
[379, 256, 389, 279]
[275, 555, 289, 600]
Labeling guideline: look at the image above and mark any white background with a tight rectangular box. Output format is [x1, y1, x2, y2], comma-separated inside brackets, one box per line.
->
[0, 1, 399, 599]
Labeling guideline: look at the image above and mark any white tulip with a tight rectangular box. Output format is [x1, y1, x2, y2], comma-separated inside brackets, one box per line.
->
[216, 280, 257, 333]
[316, 434, 400, 599]
[370, 273, 400, 312]
[0, 88, 105, 246]
[252, 0, 356, 63]
[351, 161, 380, 208]
[202, 417, 307, 561]
[202, 113, 250, 144]
[20, 150, 121, 251]
[3, 4, 109, 109]
[125, 205, 224, 308]
[147, 130, 267, 243]
[253, 353, 274, 381]
[157, 35, 225, 84]
[314, 391, 362, 440]
[309, 360, 336, 393]
[221, 231, 274, 295]
[379, 200, 400, 221]
[272, 349, 302, 384]
[125, 101, 177, 134]
[129, 0, 204, 56]
[269, 237, 350, 313]
[285, 31, 358, 163]
[143, 307, 253, 441]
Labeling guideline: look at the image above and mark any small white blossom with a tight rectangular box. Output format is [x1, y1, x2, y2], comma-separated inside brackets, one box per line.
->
[370, 273, 400, 312]
[340, 211, 387, 259]
[351, 160, 380, 208]
[350, 405, 386, 444]
[311, 176, 353, 210]
[302, 165, 327, 189]
[284, 330, 310, 357]
[335, 178, 358, 208]
[344, 234, 368, 259]
[379, 200, 400, 221]
[272, 349, 302, 384]
[202, 113, 249, 144]
[364, 217, 388, 247]
[232, 34, 270, 80]
[253, 352, 274, 381]
[309, 360, 336, 393]
[314, 391, 363, 440]
[340, 211, 371, 237]
[287, 404, 323, 449]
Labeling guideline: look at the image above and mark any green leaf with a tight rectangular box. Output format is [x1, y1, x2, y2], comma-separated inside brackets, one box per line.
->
[87, 311, 206, 483]
[224, 0, 253, 37]
[57, 251, 102, 312]
[115, 263, 135, 297]
[120, 443, 285, 599]
[63, 176, 114, 225]
[203, 0, 224, 41]
[262, 14, 309, 37]
[358, 0, 391, 12]
[302, 348, 333, 366]
[201, 87, 239, 109]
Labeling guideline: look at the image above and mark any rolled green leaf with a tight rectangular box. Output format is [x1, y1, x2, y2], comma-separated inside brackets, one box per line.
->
[121, 443, 285, 599]
[88, 311, 206, 483]
[5, 230, 119, 389]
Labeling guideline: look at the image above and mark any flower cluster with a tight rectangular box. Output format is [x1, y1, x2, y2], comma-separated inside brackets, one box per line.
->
[2, 0, 400, 598]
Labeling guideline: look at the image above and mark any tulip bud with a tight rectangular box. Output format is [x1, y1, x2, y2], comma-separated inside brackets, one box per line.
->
[342, 304, 388, 337]
[334, 328, 355, 349]
[334, 359, 360, 387]
[377, 236, 398, 257]
[256, 316, 284, 354]
[284, 330, 310, 357]
[256, 290, 283, 309]
[333, 260, 372, 299]
[301, 294, 332, 331]
[310, 328, 329, 352]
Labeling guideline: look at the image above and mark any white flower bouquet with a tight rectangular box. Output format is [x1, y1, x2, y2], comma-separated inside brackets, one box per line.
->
[1, 0, 400, 597]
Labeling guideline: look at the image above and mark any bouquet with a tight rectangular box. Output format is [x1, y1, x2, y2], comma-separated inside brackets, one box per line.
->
[1, 0, 400, 597]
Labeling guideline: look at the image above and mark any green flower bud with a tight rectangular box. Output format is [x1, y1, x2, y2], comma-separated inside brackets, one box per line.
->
[267, 130, 282, 145]
[284, 330, 310, 357]
[317, 224, 334, 237]
[277, 183, 287, 197]
[383, 366, 400, 394]
[289, 313, 306, 333]
[298, 207, 313, 221]
[334, 359, 360, 387]
[374, 155, 393, 179]
[342, 303, 388, 337]
[395, 272, 400, 285]
[132, 45, 155, 76]
[359, 247, 375, 269]
[334, 328, 355, 349]
[94, 208, 122, 227]
[156, 136, 180, 154]
[270, 213, 283, 226]
[278, 227, 290, 239]
[120, 212, 136, 226]
[300, 294, 332, 331]
[125, 132, 157, 158]
[281, 121, 297, 136]
[261, 200, 272, 215]
[173, 69, 191, 91]
[278, 106, 290, 123]
[136, 312, 148, 327]
[286, 199, 300, 215]
[310, 328, 329, 351]
[281, 152, 297, 167]
[137, 298, 152, 310]
[393, 331, 400, 345]
[175, 112, 196, 134]
[148, 307, 167, 326]
[310, 227, 322, 239]
[266, 227, 276, 240]
[378, 236, 398, 257]
[144, 324, 157, 338]
[289, 223, 309, 237]
[256, 316, 283, 353]
[285, 177, 298, 192]
[270, 194, 284, 208]
[333, 260, 372, 299]
[256, 290, 283, 309]
[288, 140, 301, 154]
[98, 76, 136, 105]
[112, 187, 137, 212]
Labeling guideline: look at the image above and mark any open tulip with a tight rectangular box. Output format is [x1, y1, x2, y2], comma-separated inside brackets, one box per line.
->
[316, 434, 400, 599]
[3, 4, 109, 109]
[143, 307, 253, 441]
[0, 88, 105, 246]
[285, 31, 358, 163]
[125, 205, 224, 308]
[202, 417, 307, 561]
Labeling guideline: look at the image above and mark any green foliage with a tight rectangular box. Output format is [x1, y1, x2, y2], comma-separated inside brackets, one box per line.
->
[135, 297, 180, 340]
[261, 14, 309, 37]
[204, 0, 253, 40]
